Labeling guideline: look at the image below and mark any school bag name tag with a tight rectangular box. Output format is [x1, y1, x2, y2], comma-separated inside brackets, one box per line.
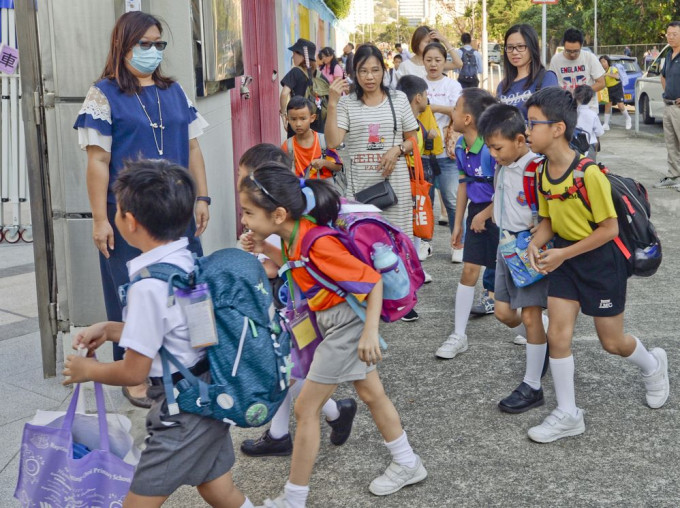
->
[289, 309, 317, 350]
[174, 284, 219, 348]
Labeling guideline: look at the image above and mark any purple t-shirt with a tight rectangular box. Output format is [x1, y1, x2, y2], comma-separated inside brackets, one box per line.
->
[455, 136, 496, 204]
[496, 70, 558, 119]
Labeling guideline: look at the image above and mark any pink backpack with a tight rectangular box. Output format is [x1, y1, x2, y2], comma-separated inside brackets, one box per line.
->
[298, 209, 425, 323]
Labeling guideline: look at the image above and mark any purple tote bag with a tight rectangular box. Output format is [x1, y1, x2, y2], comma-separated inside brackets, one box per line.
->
[14, 382, 135, 507]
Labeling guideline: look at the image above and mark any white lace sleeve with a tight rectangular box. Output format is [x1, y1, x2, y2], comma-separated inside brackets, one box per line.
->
[78, 86, 111, 124]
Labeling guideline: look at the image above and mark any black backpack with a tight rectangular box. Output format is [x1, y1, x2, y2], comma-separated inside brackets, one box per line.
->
[458, 48, 479, 85]
[538, 157, 662, 277]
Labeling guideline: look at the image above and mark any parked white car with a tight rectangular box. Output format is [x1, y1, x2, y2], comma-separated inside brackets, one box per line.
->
[637, 44, 670, 124]
[488, 43, 501, 64]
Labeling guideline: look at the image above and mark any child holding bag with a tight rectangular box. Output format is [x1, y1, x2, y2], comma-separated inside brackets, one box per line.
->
[239, 165, 426, 507]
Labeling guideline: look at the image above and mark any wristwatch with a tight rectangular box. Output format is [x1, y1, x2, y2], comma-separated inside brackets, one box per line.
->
[196, 196, 212, 205]
[398, 143, 406, 156]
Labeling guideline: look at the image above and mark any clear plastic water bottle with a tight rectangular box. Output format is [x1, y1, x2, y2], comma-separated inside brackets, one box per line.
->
[371, 242, 399, 272]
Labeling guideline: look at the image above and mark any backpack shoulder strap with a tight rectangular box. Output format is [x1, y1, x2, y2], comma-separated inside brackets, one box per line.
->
[317, 132, 326, 156]
[523, 156, 546, 217]
[286, 137, 294, 154]
[119, 263, 192, 307]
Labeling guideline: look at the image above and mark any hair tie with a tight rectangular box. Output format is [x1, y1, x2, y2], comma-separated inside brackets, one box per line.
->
[302, 186, 316, 214]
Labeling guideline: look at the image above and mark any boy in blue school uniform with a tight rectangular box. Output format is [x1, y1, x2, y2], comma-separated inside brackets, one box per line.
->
[63, 160, 253, 507]
[524, 88, 669, 443]
[436, 88, 499, 359]
[478, 103, 550, 413]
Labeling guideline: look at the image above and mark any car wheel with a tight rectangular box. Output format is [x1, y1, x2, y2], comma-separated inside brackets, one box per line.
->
[640, 94, 654, 124]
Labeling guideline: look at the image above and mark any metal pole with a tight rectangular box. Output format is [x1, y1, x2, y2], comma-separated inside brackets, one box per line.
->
[14, 1, 59, 377]
[541, 4, 547, 66]
[593, 0, 598, 54]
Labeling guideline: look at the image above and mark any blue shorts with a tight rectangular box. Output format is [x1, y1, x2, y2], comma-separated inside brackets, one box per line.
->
[547, 236, 627, 317]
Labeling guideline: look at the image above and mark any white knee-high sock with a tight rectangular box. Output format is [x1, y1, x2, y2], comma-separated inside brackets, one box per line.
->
[241, 498, 255, 508]
[604, 113, 611, 125]
[550, 356, 577, 416]
[622, 108, 631, 118]
[454, 283, 476, 337]
[626, 336, 658, 376]
[384, 431, 417, 468]
[284, 481, 309, 508]
[523, 343, 547, 390]
[269, 390, 293, 439]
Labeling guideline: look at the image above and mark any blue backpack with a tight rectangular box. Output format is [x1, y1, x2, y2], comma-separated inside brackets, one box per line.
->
[120, 248, 291, 427]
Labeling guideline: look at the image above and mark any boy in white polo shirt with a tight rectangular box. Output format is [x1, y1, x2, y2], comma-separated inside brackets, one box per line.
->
[478, 103, 550, 414]
[63, 159, 253, 507]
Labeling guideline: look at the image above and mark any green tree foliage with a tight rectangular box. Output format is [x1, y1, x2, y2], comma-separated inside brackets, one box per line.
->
[326, 0, 352, 19]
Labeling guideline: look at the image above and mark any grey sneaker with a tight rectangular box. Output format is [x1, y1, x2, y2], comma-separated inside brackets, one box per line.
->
[643, 348, 669, 409]
[436, 333, 468, 359]
[528, 408, 585, 443]
[470, 290, 494, 315]
[369, 455, 427, 496]
[653, 176, 680, 189]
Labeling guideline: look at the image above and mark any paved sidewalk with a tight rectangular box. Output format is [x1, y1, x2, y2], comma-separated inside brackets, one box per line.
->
[1, 124, 679, 506]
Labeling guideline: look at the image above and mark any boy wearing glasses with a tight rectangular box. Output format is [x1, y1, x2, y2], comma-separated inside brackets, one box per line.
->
[523, 88, 669, 443]
[549, 28, 605, 112]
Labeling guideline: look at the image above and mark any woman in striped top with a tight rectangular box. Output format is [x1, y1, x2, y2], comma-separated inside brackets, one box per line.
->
[325, 44, 419, 237]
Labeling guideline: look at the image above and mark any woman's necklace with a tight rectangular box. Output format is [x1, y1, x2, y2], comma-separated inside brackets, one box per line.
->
[134, 87, 164, 155]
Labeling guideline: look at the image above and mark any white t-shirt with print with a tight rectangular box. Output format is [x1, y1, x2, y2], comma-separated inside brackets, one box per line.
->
[425, 75, 462, 153]
[549, 51, 605, 110]
[336, 90, 418, 235]
[120, 238, 204, 378]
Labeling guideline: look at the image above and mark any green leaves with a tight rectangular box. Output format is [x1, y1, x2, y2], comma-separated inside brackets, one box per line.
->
[326, 0, 352, 19]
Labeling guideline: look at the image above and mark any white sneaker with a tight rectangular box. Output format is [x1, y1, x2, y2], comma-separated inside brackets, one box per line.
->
[436, 333, 468, 359]
[451, 248, 464, 263]
[418, 241, 433, 261]
[423, 271, 433, 284]
[643, 348, 669, 409]
[625, 116, 632, 130]
[258, 494, 292, 508]
[528, 408, 585, 443]
[369, 455, 427, 496]
[653, 176, 680, 189]
[602, 123, 610, 131]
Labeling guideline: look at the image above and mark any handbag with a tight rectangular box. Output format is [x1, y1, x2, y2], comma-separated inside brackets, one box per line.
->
[354, 92, 399, 210]
[445, 122, 460, 159]
[355, 179, 398, 210]
[15, 383, 135, 507]
[407, 137, 434, 239]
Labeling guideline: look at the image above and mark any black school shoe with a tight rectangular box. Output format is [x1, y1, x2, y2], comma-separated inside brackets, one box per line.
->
[400, 309, 419, 322]
[498, 382, 545, 414]
[240, 429, 293, 457]
[327, 398, 358, 446]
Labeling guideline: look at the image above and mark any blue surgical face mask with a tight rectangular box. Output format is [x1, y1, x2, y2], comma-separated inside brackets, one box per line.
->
[128, 45, 164, 74]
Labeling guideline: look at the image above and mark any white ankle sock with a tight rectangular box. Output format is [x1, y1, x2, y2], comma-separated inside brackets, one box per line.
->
[523, 343, 547, 390]
[269, 390, 292, 439]
[241, 498, 255, 508]
[322, 398, 340, 421]
[550, 356, 578, 417]
[454, 283, 475, 337]
[384, 431, 417, 468]
[604, 113, 611, 125]
[284, 481, 309, 508]
[626, 336, 658, 376]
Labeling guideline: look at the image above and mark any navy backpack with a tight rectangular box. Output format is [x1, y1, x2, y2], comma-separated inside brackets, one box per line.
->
[120, 248, 291, 427]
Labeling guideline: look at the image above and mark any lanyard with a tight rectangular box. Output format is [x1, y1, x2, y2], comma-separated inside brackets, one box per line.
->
[281, 219, 300, 308]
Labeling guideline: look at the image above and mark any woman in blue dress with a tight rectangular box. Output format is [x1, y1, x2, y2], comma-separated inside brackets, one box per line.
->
[496, 24, 558, 119]
[74, 11, 210, 407]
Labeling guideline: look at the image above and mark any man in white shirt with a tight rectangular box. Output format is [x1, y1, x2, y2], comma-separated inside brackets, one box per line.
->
[395, 43, 412, 61]
[549, 28, 605, 111]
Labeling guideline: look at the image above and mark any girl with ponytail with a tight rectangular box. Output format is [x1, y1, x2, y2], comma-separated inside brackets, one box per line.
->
[238, 165, 427, 507]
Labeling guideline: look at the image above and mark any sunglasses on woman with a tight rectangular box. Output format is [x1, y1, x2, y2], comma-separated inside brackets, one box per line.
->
[137, 40, 168, 51]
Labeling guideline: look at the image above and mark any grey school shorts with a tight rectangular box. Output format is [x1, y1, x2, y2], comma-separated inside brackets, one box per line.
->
[130, 373, 235, 497]
[307, 301, 376, 385]
[494, 248, 549, 310]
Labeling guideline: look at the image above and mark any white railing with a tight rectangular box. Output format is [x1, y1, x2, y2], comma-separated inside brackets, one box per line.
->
[1, 6, 31, 243]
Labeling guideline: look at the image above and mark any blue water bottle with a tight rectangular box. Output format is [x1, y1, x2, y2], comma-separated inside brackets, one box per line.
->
[371, 242, 409, 300]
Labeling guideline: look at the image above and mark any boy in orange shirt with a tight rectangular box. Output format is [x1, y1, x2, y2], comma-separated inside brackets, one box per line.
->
[283, 97, 342, 179]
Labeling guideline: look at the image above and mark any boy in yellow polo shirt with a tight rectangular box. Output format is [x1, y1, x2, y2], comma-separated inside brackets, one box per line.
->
[524, 88, 669, 443]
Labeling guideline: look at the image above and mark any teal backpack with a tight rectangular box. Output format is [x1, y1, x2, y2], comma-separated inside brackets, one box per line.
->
[120, 248, 292, 427]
